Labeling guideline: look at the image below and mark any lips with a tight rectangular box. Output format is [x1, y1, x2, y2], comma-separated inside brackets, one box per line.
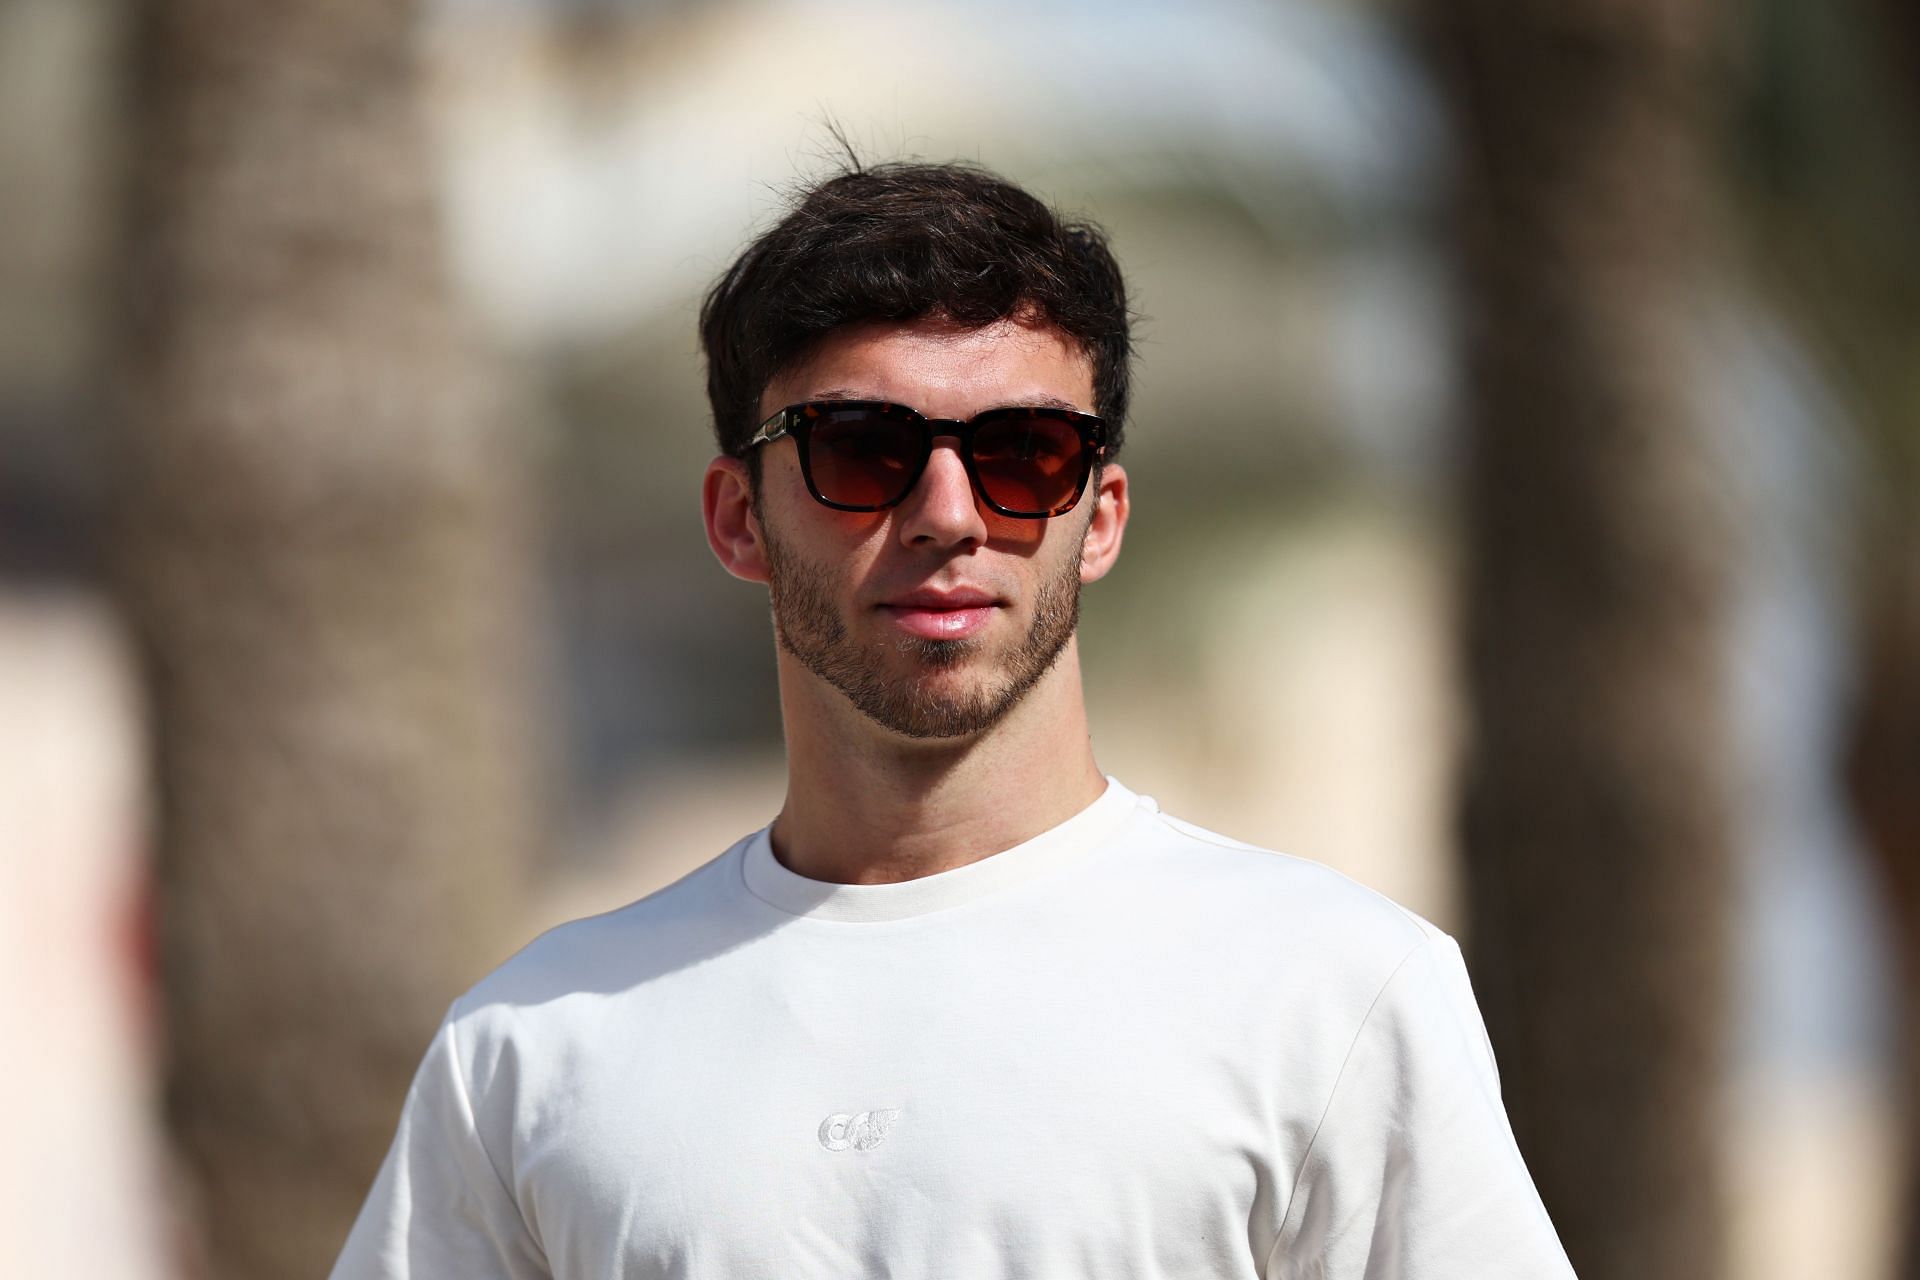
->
[885, 588, 999, 610]
[878, 587, 1003, 641]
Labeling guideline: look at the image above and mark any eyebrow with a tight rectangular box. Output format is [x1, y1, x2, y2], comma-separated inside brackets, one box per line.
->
[805, 389, 1090, 414]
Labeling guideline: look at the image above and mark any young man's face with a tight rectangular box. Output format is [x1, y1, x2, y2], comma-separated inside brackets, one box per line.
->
[716, 314, 1127, 740]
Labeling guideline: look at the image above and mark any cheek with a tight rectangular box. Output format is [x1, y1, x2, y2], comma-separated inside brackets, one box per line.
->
[761, 478, 888, 553]
[831, 511, 896, 561]
[822, 511, 897, 592]
[981, 513, 1049, 556]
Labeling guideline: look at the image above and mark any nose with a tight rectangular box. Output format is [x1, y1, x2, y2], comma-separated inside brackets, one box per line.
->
[895, 437, 989, 550]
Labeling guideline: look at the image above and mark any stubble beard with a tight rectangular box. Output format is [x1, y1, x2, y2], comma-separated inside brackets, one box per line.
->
[760, 519, 1086, 741]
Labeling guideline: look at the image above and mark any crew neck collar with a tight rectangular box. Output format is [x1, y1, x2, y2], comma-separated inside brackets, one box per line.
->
[739, 777, 1139, 923]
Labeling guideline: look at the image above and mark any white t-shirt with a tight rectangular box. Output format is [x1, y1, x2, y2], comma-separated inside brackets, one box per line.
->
[333, 778, 1575, 1279]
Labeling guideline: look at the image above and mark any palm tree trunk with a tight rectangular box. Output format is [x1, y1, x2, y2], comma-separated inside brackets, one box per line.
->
[1844, 546, 1920, 1277]
[114, 2, 542, 1274]
[1846, 12, 1920, 1275]
[1425, 2, 1741, 1277]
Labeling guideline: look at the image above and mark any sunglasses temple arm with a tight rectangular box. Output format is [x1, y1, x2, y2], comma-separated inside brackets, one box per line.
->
[747, 411, 790, 448]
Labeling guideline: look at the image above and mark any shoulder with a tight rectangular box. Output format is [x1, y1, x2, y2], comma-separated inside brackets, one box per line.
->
[443, 835, 759, 1048]
[1101, 796, 1448, 991]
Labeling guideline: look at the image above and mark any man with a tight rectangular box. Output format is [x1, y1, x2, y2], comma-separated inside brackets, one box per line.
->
[333, 161, 1575, 1279]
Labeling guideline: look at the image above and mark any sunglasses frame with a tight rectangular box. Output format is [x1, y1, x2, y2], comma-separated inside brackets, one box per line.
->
[746, 399, 1108, 519]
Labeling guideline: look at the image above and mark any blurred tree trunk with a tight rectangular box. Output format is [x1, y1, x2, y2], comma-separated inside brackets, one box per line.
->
[1732, 0, 1920, 1267]
[1846, 7, 1920, 1275]
[1425, 3, 1740, 1279]
[1848, 546, 1920, 1279]
[114, 1, 541, 1275]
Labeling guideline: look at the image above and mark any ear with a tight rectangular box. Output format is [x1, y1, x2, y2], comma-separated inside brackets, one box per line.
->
[1078, 462, 1129, 584]
[703, 455, 770, 584]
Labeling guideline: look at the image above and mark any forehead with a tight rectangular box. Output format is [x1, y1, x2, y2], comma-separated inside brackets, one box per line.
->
[760, 316, 1095, 420]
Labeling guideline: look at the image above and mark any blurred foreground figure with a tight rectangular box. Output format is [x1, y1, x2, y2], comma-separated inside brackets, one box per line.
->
[116, 1, 541, 1275]
[335, 162, 1575, 1279]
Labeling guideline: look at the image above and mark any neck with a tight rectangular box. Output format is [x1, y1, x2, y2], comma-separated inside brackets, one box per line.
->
[770, 640, 1107, 884]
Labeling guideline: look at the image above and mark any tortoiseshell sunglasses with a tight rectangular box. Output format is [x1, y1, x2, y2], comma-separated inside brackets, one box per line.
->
[746, 399, 1107, 519]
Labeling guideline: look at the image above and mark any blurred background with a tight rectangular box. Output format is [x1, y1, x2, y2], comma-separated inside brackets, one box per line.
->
[2, 0, 1915, 1276]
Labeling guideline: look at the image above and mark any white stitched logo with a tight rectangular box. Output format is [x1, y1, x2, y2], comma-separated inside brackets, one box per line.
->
[817, 1108, 902, 1152]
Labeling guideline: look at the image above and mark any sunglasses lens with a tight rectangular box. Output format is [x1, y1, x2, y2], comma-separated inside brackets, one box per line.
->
[970, 414, 1089, 515]
[807, 408, 925, 509]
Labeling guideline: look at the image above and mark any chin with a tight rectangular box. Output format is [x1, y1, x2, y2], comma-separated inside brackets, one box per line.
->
[890, 634, 982, 670]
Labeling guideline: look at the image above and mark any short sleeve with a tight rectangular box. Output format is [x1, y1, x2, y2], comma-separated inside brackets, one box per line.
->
[1266, 935, 1577, 1280]
[330, 1013, 550, 1280]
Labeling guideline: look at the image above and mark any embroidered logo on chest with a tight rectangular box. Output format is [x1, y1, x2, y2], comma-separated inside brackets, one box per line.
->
[817, 1108, 902, 1152]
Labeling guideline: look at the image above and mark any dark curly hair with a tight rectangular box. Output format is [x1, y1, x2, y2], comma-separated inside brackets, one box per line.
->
[699, 160, 1133, 467]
